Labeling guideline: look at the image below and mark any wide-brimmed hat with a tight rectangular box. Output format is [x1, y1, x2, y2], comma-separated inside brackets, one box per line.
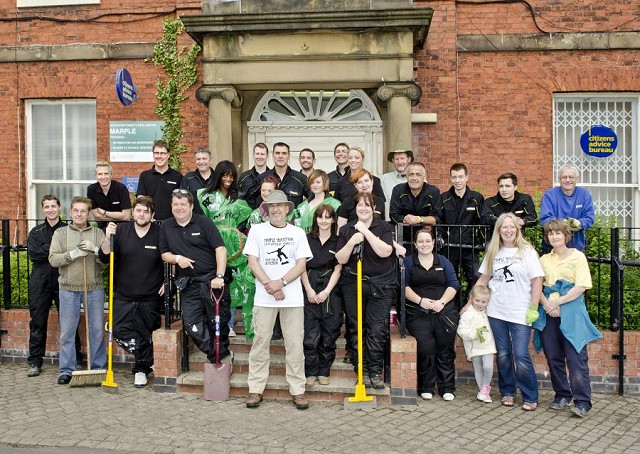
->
[263, 190, 294, 215]
[387, 149, 414, 163]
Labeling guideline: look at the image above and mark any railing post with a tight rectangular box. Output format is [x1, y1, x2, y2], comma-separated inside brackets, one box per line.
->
[2, 219, 10, 310]
[396, 224, 406, 339]
[610, 227, 625, 396]
[163, 262, 172, 330]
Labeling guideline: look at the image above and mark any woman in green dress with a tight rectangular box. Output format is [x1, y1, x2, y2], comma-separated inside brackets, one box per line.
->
[294, 170, 341, 233]
[198, 160, 252, 337]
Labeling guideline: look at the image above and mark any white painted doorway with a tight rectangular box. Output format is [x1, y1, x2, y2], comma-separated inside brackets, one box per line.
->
[247, 90, 383, 175]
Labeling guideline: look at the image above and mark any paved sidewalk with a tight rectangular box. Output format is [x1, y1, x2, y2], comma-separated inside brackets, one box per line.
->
[1, 362, 639, 453]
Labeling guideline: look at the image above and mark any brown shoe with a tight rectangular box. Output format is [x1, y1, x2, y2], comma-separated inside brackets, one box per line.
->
[318, 376, 330, 386]
[292, 393, 309, 410]
[246, 393, 263, 408]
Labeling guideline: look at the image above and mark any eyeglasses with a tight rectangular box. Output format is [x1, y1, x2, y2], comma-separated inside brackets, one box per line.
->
[172, 189, 189, 195]
[560, 176, 577, 181]
[153, 151, 168, 156]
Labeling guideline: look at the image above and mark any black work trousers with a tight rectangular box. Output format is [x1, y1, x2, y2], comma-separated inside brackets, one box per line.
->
[340, 280, 392, 377]
[113, 298, 162, 374]
[28, 265, 81, 367]
[181, 279, 231, 363]
[405, 306, 458, 396]
[303, 296, 342, 377]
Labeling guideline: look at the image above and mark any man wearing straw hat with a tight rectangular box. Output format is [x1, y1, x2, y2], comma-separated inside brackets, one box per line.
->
[244, 190, 313, 410]
[49, 196, 106, 385]
[381, 149, 414, 219]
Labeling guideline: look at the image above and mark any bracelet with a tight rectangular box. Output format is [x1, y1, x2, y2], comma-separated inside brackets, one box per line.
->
[419, 297, 424, 306]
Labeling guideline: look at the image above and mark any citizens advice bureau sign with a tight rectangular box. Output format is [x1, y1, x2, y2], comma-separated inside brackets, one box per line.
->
[580, 125, 618, 158]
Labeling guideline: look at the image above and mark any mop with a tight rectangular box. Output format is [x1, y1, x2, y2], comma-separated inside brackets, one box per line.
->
[69, 256, 106, 387]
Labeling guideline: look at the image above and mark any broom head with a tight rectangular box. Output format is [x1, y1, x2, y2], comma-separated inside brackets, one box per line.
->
[69, 369, 107, 387]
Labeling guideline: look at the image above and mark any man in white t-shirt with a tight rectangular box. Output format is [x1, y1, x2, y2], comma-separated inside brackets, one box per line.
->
[244, 190, 313, 410]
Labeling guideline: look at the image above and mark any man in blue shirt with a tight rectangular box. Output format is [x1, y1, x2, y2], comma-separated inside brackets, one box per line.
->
[540, 164, 595, 251]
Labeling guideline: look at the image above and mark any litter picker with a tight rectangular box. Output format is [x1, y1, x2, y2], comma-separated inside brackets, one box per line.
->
[69, 256, 106, 387]
[345, 243, 376, 409]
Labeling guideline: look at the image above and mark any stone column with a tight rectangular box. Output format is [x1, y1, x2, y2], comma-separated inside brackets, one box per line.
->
[196, 85, 243, 163]
[376, 83, 422, 156]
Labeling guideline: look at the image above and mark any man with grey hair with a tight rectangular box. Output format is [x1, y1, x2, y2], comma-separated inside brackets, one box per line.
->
[180, 147, 214, 215]
[87, 161, 132, 230]
[540, 164, 595, 251]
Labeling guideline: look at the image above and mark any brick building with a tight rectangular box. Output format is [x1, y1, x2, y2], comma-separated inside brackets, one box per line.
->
[1, 0, 639, 225]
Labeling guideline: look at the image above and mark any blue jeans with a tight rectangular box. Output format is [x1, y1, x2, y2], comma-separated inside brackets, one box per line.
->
[59, 289, 107, 376]
[539, 315, 592, 410]
[489, 317, 538, 403]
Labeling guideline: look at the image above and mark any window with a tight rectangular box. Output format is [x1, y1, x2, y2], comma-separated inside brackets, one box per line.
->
[18, 0, 99, 6]
[554, 94, 639, 228]
[27, 100, 97, 219]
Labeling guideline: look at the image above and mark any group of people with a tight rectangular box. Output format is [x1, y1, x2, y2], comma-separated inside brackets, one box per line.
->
[25, 138, 601, 416]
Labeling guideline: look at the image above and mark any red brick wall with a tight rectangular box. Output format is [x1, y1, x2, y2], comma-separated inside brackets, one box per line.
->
[0, 0, 210, 220]
[412, 0, 640, 195]
[0, 308, 132, 366]
[453, 330, 640, 394]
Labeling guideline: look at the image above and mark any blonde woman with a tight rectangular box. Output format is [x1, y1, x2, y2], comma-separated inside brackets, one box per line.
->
[475, 212, 544, 411]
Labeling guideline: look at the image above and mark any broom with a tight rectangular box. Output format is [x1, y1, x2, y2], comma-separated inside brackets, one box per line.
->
[102, 235, 118, 393]
[69, 255, 106, 387]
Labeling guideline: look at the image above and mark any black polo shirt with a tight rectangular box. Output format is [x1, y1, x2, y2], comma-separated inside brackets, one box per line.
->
[328, 165, 349, 194]
[180, 169, 213, 215]
[87, 180, 132, 230]
[336, 218, 394, 276]
[307, 234, 338, 271]
[159, 213, 224, 278]
[98, 221, 163, 301]
[137, 166, 183, 221]
[389, 182, 443, 225]
[334, 174, 385, 203]
[259, 167, 309, 207]
[238, 166, 270, 210]
[337, 195, 386, 223]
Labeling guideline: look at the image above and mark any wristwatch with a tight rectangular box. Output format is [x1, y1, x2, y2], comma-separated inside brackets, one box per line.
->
[281, 277, 288, 287]
[215, 273, 224, 280]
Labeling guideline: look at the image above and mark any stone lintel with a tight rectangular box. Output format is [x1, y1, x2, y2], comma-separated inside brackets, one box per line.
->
[457, 31, 640, 52]
[202, 0, 412, 15]
[182, 8, 433, 50]
[0, 42, 155, 63]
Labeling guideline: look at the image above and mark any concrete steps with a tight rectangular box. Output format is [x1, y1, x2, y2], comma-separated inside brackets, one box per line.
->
[176, 328, 390, 403]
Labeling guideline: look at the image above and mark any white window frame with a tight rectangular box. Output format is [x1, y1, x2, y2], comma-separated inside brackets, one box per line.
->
[26, 99, 97, 220]
[18, 0, 99, 7]
[553, 93, 639, 228]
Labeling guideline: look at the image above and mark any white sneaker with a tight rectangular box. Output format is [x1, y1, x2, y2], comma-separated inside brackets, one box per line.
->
[228, 327, 236, 337]
[420, 392, 433, 400]
[442, 393, 455, 401]
[134, 372, 147, 388]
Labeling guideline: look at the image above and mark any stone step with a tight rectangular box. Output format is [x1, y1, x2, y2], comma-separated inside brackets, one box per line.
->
[225, 333, 349, 356]
[188, 350, 356, 378]
[177, 371, 390, 403]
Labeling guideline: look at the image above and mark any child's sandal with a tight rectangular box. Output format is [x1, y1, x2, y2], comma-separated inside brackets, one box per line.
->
[501, 396, 514, 407]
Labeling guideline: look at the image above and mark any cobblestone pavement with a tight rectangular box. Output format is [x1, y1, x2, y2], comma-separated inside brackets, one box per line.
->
[1, 363, 639, 454]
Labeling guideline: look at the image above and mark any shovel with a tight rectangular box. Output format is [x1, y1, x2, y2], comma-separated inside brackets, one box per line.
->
[203, 287, 232, 401]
